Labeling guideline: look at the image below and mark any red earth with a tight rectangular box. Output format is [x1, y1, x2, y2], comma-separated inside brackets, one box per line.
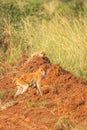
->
[0, 54, 87, 130]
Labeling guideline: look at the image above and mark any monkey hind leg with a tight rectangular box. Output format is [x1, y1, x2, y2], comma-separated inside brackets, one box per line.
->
[21, 84, 29, 94]
[14, 86, 23, 98]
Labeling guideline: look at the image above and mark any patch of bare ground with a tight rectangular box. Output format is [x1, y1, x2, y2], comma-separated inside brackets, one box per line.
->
[0, 53, 87, 130]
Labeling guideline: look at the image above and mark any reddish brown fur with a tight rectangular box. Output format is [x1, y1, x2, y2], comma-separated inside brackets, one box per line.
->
[14, 68, 46, 97]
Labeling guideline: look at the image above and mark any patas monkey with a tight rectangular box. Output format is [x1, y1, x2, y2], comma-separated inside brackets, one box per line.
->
[14, 68, 46, 97]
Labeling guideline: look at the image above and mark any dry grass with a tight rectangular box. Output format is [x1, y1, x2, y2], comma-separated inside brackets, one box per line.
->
[1, 14, 87, 80]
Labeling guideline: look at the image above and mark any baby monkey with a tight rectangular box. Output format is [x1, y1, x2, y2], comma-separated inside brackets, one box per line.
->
[14, 67, 46, 97]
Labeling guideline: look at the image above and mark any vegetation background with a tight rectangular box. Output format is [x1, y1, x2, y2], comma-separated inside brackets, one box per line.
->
[0, 0, 87, 81]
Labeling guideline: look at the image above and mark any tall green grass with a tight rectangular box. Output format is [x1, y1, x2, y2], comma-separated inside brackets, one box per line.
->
[1, 15, 87, 80]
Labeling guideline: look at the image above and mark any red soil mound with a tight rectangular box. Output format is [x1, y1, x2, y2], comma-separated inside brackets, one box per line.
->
[0, 53, 87, 130]
[42, 64, 83, 85]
